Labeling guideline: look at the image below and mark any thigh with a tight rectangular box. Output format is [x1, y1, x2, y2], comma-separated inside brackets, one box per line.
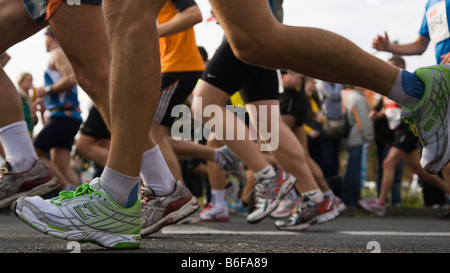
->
[51, 147, 71, 166]
[245, 99, 280, 126]
[0, 0, 46, 52]
[201, 38, 260, 95]
[208, 0, 278, 48]
[383, 146, 406, 168]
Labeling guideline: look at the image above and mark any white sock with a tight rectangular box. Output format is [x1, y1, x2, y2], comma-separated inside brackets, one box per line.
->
[100, 166, 140, 207]
[211, 189, 226, 208]
[323, 189, 336, 200]
[303, 189, 324, 203]
[254, 165, 276, 181]
[140, 145, 176, 196]
[388, 69, 423, 108]
[0, 121, 38, 172]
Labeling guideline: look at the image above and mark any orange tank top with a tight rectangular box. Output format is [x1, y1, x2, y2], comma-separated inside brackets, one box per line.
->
[158, 1, 204, 73]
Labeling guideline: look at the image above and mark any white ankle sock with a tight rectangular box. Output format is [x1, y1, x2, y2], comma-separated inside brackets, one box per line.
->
[140, 145, 175, 196]
[303, 189, 324, 203]
[0, 121, 38, 172]
[100, 166, 140, 207]
[211, 189, 226, 208]
[254, 165, 276, 181]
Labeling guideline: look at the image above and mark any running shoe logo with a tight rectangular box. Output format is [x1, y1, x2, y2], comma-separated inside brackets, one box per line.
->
[265, 172, 291, 202]
[74, 204, 99, 220]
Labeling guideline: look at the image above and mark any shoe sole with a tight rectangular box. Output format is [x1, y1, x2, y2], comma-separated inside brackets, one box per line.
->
[12, 197, 141, 249]
[247, 178, 296, 224]
[0, 177, 60, 210]
[140, 196, 200, 236]
[200, 216, 230, 222]
[270, 208, 295, 219]
[275, 210, 338, 231]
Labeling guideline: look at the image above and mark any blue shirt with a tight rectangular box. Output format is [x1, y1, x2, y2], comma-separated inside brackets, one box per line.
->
[419, 0, 450, 63]
[44, 68, 82, 120]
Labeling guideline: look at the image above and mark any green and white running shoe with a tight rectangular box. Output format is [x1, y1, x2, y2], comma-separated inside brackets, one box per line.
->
[402, 64, 450, 174]
[12, 178, 141, 249]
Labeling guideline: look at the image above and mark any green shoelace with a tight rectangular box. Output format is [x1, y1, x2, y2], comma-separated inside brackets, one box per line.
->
[51, 183, 102, 206]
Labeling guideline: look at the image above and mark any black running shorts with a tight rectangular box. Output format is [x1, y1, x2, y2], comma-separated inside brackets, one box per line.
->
[201, 38, 279, 104]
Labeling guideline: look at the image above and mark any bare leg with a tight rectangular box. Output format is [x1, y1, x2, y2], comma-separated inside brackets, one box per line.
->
[192, 80, 270, 173]
[208, 0, 398, 95]
[168, 137, 215, 161]
[291, 123, 331, 192]
[48, 3, 110, 121]
[35, 148, 69, 188]
[405, 150, 450, 194]
[0, 0, 46, 128]
[378, 147, 405, 204]
[247, 100, 318, 193]
[102, 0, 166, 176]
[51, 148, 81, 187]
[75, 135, 109, 167]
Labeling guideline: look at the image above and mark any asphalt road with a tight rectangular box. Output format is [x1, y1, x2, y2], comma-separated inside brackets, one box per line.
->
[1, 210, 450, 254]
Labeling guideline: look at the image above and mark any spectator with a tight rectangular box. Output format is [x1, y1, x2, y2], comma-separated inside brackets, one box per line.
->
[317, 81, 345, 197]
[341, 86, 374, 206]
[372, 0, 450, 65]
[33, 27, 82, 190]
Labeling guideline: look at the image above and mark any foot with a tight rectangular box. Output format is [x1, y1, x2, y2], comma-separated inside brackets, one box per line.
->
[270, 192, 300, 219]
[358, 198, 386, 216]
[332, 196, 347, 214]
[402, 64, 450, 174]
[140, 181, 199, 236]
[200, 203, 230, 222]
[275, 195, 337, 231]
[0, 160, 60, 209]
[246, 167, 296, 224]
[12, 178, 142, 249]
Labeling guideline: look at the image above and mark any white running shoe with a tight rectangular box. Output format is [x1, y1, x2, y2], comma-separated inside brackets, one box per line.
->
[246, 167, 296, 224]
[200, 203, 230, 222]
[140, 181, 199, 236]
[13, 178, 142, 249]
[402, 65, 450, 174]
[275, 195, 337, 231]
[0, 160, 60, 209]
[270, 190, 300, 219]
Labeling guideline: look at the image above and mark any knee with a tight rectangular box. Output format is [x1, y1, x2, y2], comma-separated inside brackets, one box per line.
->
[231, 38, 268, 66]
[74, 138, 90, 157]
[227, 24, 282, 67]
[382, 157, 396, 171]
[103, 1, 162, 35]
